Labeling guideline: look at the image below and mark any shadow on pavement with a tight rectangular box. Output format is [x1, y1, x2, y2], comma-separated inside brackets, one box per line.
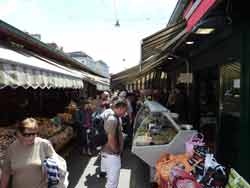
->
[66, 145, 150, 188]
[121, 149, 151, 188]
[66, 148, 91, 188]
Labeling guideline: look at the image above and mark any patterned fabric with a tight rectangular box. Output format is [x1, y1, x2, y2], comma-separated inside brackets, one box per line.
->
[43, 158, 60, 188]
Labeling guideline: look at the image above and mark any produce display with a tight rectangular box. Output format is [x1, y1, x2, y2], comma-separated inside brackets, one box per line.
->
[0, 127, 16, 159]
[50, 126, 74, 151]
[57, 113, 73, 124]
[134, 114, 177, 146]
[36, 117, 62, 138]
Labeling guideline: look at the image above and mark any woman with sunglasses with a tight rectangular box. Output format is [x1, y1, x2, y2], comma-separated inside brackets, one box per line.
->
[1, 118, 55, 188]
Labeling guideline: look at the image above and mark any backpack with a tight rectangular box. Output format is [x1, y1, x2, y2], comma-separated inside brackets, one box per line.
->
[93, 113, 108, 148]
[92, 112, 120, 150]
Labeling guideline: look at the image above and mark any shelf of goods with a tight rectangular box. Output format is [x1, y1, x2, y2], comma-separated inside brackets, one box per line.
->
[131, 101, 196, 181]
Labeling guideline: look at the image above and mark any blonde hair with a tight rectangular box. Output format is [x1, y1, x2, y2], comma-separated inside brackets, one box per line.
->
[17, 118, 38, 133]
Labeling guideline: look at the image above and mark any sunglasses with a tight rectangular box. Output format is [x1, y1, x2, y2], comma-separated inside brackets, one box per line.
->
[21, 132, 38, 137]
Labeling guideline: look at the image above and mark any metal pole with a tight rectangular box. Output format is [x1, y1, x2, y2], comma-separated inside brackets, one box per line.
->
[185, 59, 190, 97]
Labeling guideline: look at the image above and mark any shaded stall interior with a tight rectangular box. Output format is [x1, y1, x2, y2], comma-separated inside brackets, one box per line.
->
[0, 86, 80, 125]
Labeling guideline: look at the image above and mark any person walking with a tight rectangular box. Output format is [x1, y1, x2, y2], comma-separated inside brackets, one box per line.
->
[1, 118, 56, 188]
[100, 99, 128, 188]
[82, 101, 94, 156]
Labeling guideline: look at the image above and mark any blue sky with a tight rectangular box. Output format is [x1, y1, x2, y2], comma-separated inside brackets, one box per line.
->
[0, 0, 177, 73]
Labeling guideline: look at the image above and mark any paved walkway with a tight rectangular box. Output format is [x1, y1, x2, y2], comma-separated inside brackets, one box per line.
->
[65, 147, 150, 188]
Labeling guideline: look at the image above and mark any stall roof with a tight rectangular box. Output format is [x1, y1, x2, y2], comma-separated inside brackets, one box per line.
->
[111, 64, 140, 82]
[0, 20, 104, 77]
[141, 20, 186, 62]
[0, 47, 84, 89]
[168, 0, 190, 26]
[80, 71, 110, 91]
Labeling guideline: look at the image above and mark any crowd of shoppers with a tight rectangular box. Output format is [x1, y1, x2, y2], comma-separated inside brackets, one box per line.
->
[0, 88, 187, 188]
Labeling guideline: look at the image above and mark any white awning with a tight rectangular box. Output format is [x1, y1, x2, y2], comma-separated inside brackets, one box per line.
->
[80, 71, 110, 91]
[96, 83, 110, 91]
[0, 48, 84, 89]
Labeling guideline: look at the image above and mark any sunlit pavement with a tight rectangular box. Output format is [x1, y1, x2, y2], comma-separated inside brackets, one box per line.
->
[65, 146, 150, 188]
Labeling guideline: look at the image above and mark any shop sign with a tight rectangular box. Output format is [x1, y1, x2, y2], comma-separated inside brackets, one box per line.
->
[178, 73, 193, 83]
[184, 0, 216, 32]
[233, 79, 240, 88]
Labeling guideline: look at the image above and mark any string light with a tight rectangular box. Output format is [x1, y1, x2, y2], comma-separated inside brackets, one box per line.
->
[113, 0, 120, 27]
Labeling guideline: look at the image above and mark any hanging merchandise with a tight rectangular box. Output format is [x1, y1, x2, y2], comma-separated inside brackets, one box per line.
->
[201, 154, 228, 188]
[185, 133, 205, 157]
[200, 165, 228, 188]
[155, 153, 192, 188]
[169, 166, 203, 188]
[188, 145, 211, 181]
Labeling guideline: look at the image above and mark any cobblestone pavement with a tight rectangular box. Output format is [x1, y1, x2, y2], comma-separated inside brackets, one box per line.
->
[64, 146, 150, 188]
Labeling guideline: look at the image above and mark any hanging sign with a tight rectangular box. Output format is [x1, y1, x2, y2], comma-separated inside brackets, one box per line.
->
[233, 79, 240, 88]
[178, 73, 193, 83]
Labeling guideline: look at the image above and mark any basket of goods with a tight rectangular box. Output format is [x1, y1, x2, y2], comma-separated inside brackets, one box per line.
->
[57, 113, 72, 124]
[49, 126, 73, 152]
[36, 118, 62, 138]
[0, 127, 16, 160]
[66, 101, 78, 113]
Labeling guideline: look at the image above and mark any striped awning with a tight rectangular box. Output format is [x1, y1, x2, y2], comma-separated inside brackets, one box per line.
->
[0, 48, 84, 89]
[81, 71, 110, 91]
[141, 21, 186, 62]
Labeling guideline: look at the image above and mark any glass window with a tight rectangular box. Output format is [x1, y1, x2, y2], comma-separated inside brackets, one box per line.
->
[220, 62, 240, 115]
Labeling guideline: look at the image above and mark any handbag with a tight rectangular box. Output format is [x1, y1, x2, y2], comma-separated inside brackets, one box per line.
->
[185, 133, 205, 157]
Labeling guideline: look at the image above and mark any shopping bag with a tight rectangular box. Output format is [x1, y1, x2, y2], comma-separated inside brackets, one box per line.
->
[185, 133, 205, 157]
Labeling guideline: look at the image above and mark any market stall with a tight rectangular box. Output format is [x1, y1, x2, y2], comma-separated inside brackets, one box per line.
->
[0, 46, 85, 179]
[132, 101, 250, 188]
[132, 101, 196, 181]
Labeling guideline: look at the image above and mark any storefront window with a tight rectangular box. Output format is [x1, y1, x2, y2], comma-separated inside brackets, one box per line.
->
[220, 62, 240, 115]
[218, 62, 240, 168]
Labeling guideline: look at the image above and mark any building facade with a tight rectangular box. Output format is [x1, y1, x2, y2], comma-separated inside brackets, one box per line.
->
[68, 51, 109, 78]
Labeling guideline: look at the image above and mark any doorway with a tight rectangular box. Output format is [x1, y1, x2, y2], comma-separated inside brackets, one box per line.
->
[193, 66, 219, 152]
